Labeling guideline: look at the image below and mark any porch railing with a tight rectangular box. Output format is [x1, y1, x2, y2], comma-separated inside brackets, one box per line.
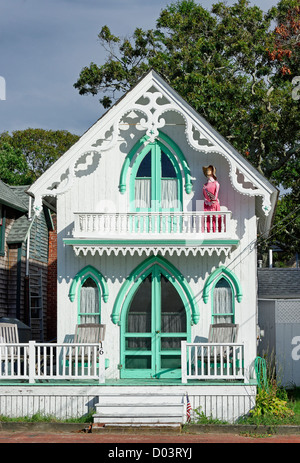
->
[73, 211, 232, 238]
[181, 341, 245, 383]
[0, 341, 105, 384]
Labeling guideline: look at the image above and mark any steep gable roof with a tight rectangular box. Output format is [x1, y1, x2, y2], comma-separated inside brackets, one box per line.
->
[28, 70, 278, 232]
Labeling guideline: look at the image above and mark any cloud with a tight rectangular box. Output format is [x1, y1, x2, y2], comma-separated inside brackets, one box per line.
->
[0, 0, 279, 136]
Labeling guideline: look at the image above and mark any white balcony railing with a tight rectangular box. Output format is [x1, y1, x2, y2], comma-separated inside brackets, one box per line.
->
[181, 341, 245, 383]
[0, 342, 105, 384]
[73, 211, 232, 238]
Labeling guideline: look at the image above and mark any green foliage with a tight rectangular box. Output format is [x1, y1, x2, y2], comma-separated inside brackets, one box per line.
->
[250, 382, 294, 419]
[0, 142, 31, 185]
[193, 407, 228, 424]
[268, 195, 300, 260]
[0, 410, 95, 423]
[73, 1, 299, 223]
[0, 129, 79, 185]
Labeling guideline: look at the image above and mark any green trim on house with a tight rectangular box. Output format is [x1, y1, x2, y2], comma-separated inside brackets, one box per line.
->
[119, 131, 193, 196]
[68, 265, 109, 303]
[211, 276, 235, 324]
[159, 131, 192, 194]
[117, 257, 193, 379]
[0, 378, 258, 386]
[119, 135, 149, 194]
[129, 138, 183, 213]
[112, 255, 199, 326]
[64, 239, 239, 247]
[203, 266, 243, 304]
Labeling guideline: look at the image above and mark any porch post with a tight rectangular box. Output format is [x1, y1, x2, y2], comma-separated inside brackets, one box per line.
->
[242, 342, 250, 382]
[181, 340, 187, 384]
[28, 341, 36, 384]
[98, 346, 105, 384]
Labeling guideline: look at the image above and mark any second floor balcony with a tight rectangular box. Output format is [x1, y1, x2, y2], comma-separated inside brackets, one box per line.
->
[73, 211, 234, 240]
[65, 210, 239, 257]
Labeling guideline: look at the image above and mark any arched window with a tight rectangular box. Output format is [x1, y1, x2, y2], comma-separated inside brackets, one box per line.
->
[79, 277, 101, 324]
[119, 131, 193, 197]
[212, 278, 234, 324]
[68, 265, 109, 325]
[131, 141, 182, 212]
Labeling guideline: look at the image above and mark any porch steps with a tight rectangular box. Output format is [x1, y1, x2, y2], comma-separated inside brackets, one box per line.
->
[93, 391, 186, 426]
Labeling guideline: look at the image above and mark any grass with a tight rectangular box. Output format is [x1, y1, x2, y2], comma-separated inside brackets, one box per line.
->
[191, 408, 228, 425]
[0, 410, 95, 424]
[190, 387, 300, 427]
[1, 387, 300, 427]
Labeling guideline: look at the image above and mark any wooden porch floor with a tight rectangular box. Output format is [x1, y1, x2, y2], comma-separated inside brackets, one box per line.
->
[0, 378, 256, 386]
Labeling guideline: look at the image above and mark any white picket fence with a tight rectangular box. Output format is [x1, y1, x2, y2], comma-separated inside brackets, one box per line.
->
[181, 341, 245, 383]
[0, 341, 105, 384]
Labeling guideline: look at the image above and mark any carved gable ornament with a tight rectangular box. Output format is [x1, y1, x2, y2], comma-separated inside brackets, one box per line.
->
[28, 70, 277, 229]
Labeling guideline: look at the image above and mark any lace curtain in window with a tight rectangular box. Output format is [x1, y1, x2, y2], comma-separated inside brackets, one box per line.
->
[213, 279, 233, 323]
[80, 279, 100, 323]
[135, 179, 178, 209]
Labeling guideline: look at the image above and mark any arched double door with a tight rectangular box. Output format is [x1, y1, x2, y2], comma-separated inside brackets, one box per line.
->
[120, 264, 191, 379]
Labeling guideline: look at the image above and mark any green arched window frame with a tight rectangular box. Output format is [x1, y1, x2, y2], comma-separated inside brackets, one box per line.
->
[119, 131, 193, 196]
[111, 255, 199, 326]
[69, 266, 109, 323]
[211, 276, 235, 323]
[203, 266, 243, 305]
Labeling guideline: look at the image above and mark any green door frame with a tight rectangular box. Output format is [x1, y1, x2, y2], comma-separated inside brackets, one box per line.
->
[119, 263, 192, 379]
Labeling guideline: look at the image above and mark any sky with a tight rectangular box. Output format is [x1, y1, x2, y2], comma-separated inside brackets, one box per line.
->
[0, 0, 280, 137]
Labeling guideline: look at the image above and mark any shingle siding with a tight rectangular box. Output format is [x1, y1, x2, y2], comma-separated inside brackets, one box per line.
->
[0, 184, 54, 340]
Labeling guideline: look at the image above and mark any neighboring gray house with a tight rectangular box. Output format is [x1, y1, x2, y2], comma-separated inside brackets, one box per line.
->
[257, 268, 300, 387]
[0, 180, 54, 341]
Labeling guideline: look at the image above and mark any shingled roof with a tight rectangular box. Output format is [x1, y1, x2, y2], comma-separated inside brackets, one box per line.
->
[257, 268, 300, 299]
[0, 180, 28, 212]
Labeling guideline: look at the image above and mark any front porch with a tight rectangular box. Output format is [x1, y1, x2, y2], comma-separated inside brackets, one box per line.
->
[0, 340, 248, 384]
[0, 381, 257, 424]
[0, 340, 256, 423]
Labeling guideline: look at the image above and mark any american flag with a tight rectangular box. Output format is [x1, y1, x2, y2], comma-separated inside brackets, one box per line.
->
[186, 393, 192, 422]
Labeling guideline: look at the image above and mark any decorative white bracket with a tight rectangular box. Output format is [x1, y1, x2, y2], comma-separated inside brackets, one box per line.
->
[32, 79, 272, 217]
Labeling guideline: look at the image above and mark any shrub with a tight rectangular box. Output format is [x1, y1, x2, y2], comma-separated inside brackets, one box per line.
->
[250, 380, 294, 419]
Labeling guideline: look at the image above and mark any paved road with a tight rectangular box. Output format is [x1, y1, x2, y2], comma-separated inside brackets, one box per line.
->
[0, 430, 300, 444]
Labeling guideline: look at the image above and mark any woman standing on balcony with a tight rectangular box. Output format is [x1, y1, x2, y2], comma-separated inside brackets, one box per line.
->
[202, 165, 221, 232]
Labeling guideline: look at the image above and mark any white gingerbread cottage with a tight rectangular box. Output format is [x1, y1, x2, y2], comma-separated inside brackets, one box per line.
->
[25, 70, 278, 424]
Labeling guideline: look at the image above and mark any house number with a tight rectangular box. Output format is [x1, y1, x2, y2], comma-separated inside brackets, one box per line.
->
[98, 342, 104, 355]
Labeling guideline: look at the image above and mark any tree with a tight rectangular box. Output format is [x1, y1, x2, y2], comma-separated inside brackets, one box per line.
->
[267, 1, 300, 76]
[0, 129, 79, 185]
[258, 194, 300, 265]
[0, 142, 30, 185]
[74, 0, 298, 180]
[73, 0, 299, 260]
